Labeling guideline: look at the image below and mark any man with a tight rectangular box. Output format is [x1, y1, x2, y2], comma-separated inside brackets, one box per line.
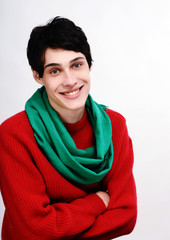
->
[0, 16, 137, 239]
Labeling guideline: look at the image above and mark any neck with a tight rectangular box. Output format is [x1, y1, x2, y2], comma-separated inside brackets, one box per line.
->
[57, 107, 85, 124]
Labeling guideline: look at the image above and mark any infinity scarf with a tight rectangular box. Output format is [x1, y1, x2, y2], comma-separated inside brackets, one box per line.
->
[25, 87, 113, 184]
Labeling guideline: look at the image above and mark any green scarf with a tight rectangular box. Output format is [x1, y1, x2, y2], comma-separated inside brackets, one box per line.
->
[25, 87, 113, 185]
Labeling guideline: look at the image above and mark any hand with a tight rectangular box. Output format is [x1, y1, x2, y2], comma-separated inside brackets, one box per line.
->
[95, 191, 110, 208]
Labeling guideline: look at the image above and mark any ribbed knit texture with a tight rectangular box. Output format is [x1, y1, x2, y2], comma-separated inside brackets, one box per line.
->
[0, 109, 137, 240]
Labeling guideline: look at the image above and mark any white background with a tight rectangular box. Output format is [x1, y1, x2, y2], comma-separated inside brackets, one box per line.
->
[0, 0, 170, 239]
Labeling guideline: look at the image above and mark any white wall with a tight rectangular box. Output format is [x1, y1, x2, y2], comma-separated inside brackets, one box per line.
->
[0, 0, 170, 239]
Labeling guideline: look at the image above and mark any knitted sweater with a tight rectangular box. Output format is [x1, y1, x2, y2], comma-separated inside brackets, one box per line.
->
[0, 108, 137, 240]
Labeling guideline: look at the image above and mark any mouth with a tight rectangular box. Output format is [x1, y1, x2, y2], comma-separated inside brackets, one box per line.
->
[60, 86, 83, 96]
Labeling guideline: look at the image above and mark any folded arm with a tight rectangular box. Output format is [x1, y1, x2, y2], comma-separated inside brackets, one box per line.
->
[76, 121, 137, 239]
[0, 124, 106, 240]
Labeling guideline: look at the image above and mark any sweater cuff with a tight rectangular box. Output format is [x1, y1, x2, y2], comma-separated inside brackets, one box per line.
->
[84, 193, 106, 216]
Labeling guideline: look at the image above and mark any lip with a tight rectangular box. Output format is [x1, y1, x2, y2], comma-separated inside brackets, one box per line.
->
[59, 85, 84, 99]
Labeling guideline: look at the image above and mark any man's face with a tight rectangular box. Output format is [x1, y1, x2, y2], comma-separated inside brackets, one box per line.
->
[34, 48, 91, 121]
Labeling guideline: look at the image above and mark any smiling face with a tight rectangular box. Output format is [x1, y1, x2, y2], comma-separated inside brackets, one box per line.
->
[33, 48, 91, 123]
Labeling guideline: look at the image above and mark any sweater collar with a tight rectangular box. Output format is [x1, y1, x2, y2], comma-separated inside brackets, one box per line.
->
[64, 109, 88, 132]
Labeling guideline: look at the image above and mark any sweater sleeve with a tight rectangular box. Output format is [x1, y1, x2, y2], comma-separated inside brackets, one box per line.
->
[76, 114, 137, 239]
[0, 120, 106, 240]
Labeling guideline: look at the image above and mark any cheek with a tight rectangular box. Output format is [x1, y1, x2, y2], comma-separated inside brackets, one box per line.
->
[44, 79, 60, 91]
[87, 76, 91, 86]
[77, 68, 90, 80]
[82, 74, 90, 84]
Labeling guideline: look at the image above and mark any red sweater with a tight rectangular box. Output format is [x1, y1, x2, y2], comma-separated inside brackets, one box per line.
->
[0, 109, 137, 240]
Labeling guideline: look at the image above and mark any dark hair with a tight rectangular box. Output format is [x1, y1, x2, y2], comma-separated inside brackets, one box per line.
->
[27, 16, 92, 77]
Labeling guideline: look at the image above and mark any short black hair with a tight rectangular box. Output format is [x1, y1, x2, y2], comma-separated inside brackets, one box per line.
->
[27, 16, 92, 77]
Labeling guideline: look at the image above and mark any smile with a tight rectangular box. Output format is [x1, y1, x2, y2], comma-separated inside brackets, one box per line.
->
[61, 86, 83, 96]
[64, 88, 80, 96]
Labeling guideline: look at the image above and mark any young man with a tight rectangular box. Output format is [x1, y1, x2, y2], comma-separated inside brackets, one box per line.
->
[0, 17, 137, 239]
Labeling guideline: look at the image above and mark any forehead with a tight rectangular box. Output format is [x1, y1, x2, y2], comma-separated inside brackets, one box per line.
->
[44, 48, 86, 65]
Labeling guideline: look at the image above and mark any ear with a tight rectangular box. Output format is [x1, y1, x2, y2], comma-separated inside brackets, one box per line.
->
[89, 64, 93, 72]
[32, 70, 43, 85]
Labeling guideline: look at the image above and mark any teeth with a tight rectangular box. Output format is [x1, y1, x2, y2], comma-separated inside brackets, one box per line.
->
[64, 89, 80, 96]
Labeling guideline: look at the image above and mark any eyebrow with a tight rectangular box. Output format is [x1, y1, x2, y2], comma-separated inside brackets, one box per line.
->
[44, 57, 85, 70]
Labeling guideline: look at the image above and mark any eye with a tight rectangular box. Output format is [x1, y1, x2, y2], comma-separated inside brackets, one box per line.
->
[50, 69, 59, 75]
[73, 63, 82, 69]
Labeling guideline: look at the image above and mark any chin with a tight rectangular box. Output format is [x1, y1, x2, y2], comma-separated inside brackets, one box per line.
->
[66, 103, 86, 112]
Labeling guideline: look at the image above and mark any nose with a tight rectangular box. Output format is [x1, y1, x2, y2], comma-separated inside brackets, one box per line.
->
[62, 70, 77, 87]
